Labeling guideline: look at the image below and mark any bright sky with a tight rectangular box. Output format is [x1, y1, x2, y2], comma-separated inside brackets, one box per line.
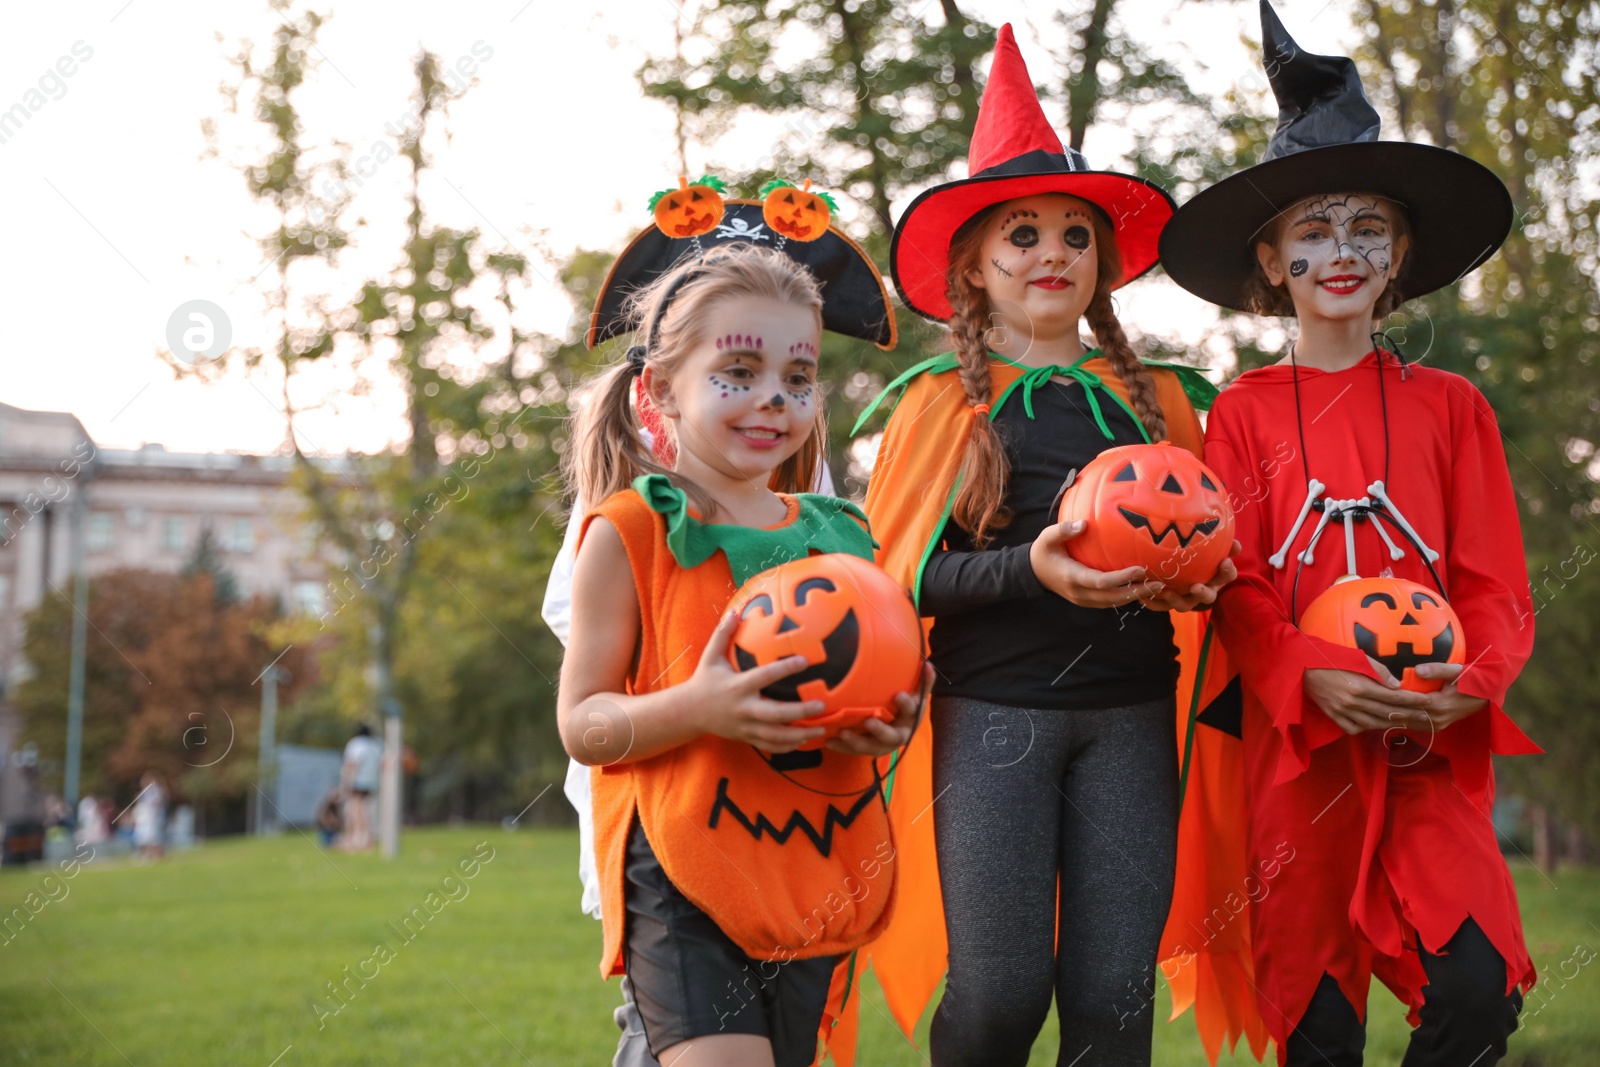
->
[0, 0, 1353, 455]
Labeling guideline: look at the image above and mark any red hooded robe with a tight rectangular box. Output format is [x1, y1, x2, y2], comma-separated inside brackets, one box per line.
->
[1200, 350, 1540, 1062]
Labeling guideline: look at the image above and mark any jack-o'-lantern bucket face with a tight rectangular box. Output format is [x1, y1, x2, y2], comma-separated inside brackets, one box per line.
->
[727, 553, 923, 748]
[1299, 576, 1466, 692]
[1057, 442, 1235, 588]
[650, 176, 727, 238]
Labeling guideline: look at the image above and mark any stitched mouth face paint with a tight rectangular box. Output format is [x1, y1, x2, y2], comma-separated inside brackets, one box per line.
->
[990, 258, 1015, 278]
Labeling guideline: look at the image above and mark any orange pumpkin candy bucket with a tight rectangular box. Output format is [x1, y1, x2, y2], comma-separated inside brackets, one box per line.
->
[1056, 441, 1236, 588]
[726, 553, 924, 748]
[1299, 575, 1465, 693]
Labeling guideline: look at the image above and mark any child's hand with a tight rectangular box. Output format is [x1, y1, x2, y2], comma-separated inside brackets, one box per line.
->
[685, 610, 828, 752]
[826, 662, 935, 758]
[1139, 540, 1242, 612]
[1030, 520, 1151, 608]
[1305, 657, 1432, 735]
[1413, 663, 1488, 728]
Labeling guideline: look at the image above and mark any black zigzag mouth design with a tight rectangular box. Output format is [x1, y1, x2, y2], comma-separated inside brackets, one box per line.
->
[733, 609, 859, 701]
[708, 776, 881, 857]
[1117, 507, 1222, 548]
[1353, 622, 1456, 676]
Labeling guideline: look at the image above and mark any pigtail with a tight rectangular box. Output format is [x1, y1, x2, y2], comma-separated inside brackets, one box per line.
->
[1086, 214, 1166, 442]
[566, 362, 675, 512]
[945, 214, 1012, 548]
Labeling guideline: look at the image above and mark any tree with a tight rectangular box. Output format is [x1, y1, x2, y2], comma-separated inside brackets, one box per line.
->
[13, 569, 310, 822]
[199, 5, 564, 839]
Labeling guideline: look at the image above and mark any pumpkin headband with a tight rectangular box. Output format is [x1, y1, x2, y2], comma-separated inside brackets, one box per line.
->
[587, 176, 897, 354]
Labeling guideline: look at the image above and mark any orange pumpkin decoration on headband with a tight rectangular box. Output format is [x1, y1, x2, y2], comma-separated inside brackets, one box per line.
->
[1057, 442, 1235, 588]
[649, 175, 727, 238]
[1299, 575, 1465, 693]
[760, 178, 837, 242]
[727, 553, 924, 749]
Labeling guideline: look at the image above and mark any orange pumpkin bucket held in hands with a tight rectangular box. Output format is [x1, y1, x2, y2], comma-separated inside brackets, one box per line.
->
[727, 553, 925, 749]
[1299, 576, 1466, 694]
[1056, 441, 1236, 589]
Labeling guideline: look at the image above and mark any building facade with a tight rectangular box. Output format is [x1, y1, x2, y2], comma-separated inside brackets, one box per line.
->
[0, 401, 328, 825]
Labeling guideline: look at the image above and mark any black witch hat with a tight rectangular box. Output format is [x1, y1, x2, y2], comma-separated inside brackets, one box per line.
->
[588, 185, 896, 352]
[1160, 0, 1512, 313]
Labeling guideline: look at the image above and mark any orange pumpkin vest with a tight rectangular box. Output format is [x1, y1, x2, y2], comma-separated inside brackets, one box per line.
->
[577, 480, 898, 979]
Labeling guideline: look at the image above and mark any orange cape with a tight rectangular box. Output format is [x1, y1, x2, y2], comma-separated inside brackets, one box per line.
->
[815, 352, 1264, 1066]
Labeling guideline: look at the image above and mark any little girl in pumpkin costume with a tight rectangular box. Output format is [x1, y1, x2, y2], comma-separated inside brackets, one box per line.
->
[560, 193, 929, 1067]
[1156, 5, 1539, 1065]
[851, 25, 1237, 1067]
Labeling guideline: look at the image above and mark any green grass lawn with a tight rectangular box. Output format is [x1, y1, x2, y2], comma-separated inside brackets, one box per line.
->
[1, 827, 1595, 1065]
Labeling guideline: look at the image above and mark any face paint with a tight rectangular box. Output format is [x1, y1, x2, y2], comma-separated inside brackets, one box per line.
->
[788, 341, 816, 359]
[709, 372, 752, 399]
[1290, 259, 1308, 277]
[1007, 225, 1039, 249]
[990, 257, 1015, 278]
[1065, 225, 1091, 251]
[768, 392, 785, 408]
[715, 334, 764, 352]
[1000, 208, 1039, 229]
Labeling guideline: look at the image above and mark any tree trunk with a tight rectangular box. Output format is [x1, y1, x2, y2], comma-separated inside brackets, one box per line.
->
[1530, 802, 1557, 876]
[1067, 0, 1118, 152]
[833, 0, 893, 231]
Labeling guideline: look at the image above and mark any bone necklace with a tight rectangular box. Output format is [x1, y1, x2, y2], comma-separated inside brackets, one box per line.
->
[1276, 340, 1446, 618]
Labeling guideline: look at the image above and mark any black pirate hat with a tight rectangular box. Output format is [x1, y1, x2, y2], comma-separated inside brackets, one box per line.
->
[1159, 0, 1513, 313]
[588, 180, 896, 352]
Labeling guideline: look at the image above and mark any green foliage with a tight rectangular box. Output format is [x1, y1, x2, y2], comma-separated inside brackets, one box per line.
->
[13, 568, 310, 808]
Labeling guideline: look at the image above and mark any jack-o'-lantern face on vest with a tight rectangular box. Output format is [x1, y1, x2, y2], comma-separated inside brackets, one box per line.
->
[650, 176, 727, 238]
[1299, 576, 1465, 693]
[727, 553, 924, 748]
[1057, 441, 1235, 587]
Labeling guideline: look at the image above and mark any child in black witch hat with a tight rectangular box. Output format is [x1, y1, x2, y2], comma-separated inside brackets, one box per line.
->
[1160, 4, 1539, 1065]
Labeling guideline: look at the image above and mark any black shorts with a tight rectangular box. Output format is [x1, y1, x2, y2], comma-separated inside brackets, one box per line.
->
[622, 819, 838, 1066]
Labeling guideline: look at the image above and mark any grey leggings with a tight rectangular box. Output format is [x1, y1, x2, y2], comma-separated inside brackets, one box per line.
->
[928, 695, 1178, 1067]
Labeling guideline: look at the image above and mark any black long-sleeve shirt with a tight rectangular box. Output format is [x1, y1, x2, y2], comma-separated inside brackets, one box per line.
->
[920, 373, 1179, 710]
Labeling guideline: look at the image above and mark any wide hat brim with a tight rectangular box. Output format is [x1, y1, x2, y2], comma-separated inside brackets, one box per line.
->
[588, 200, 897, 351]
[1160, 141, 1512, 313]
[891, 168, 1175, 323]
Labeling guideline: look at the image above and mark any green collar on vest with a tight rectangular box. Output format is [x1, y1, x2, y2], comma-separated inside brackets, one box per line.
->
[849, 351, 1218, 437]
[631, 474, 876, 586]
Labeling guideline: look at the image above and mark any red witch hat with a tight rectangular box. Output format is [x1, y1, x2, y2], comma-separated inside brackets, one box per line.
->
[890, 24, 1175, 322]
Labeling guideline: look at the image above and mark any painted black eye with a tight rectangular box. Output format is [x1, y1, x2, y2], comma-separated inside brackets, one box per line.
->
[1008, 225, 1039, 248]
[741, 594, 774, 618]
[1065, 225, 1091, 250]
[1360, 592, 1397, 609]
[795, 577, 837, 605]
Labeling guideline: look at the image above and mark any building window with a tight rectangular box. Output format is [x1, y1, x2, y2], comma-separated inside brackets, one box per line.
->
[162, 516, 186, 551]
[86, 513, 115, 552]
[225, 518, 255, 553]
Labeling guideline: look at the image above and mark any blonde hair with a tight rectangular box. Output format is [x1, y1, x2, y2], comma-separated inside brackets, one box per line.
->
[1243, 197, 1412, 319]
[566, 243, 827, 519]
[944, 202, 1167, 548]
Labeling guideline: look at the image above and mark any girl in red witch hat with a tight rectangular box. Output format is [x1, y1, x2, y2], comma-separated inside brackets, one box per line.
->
[851, 24, 1238, 1067]
[1158, 4, 1540, 1064]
